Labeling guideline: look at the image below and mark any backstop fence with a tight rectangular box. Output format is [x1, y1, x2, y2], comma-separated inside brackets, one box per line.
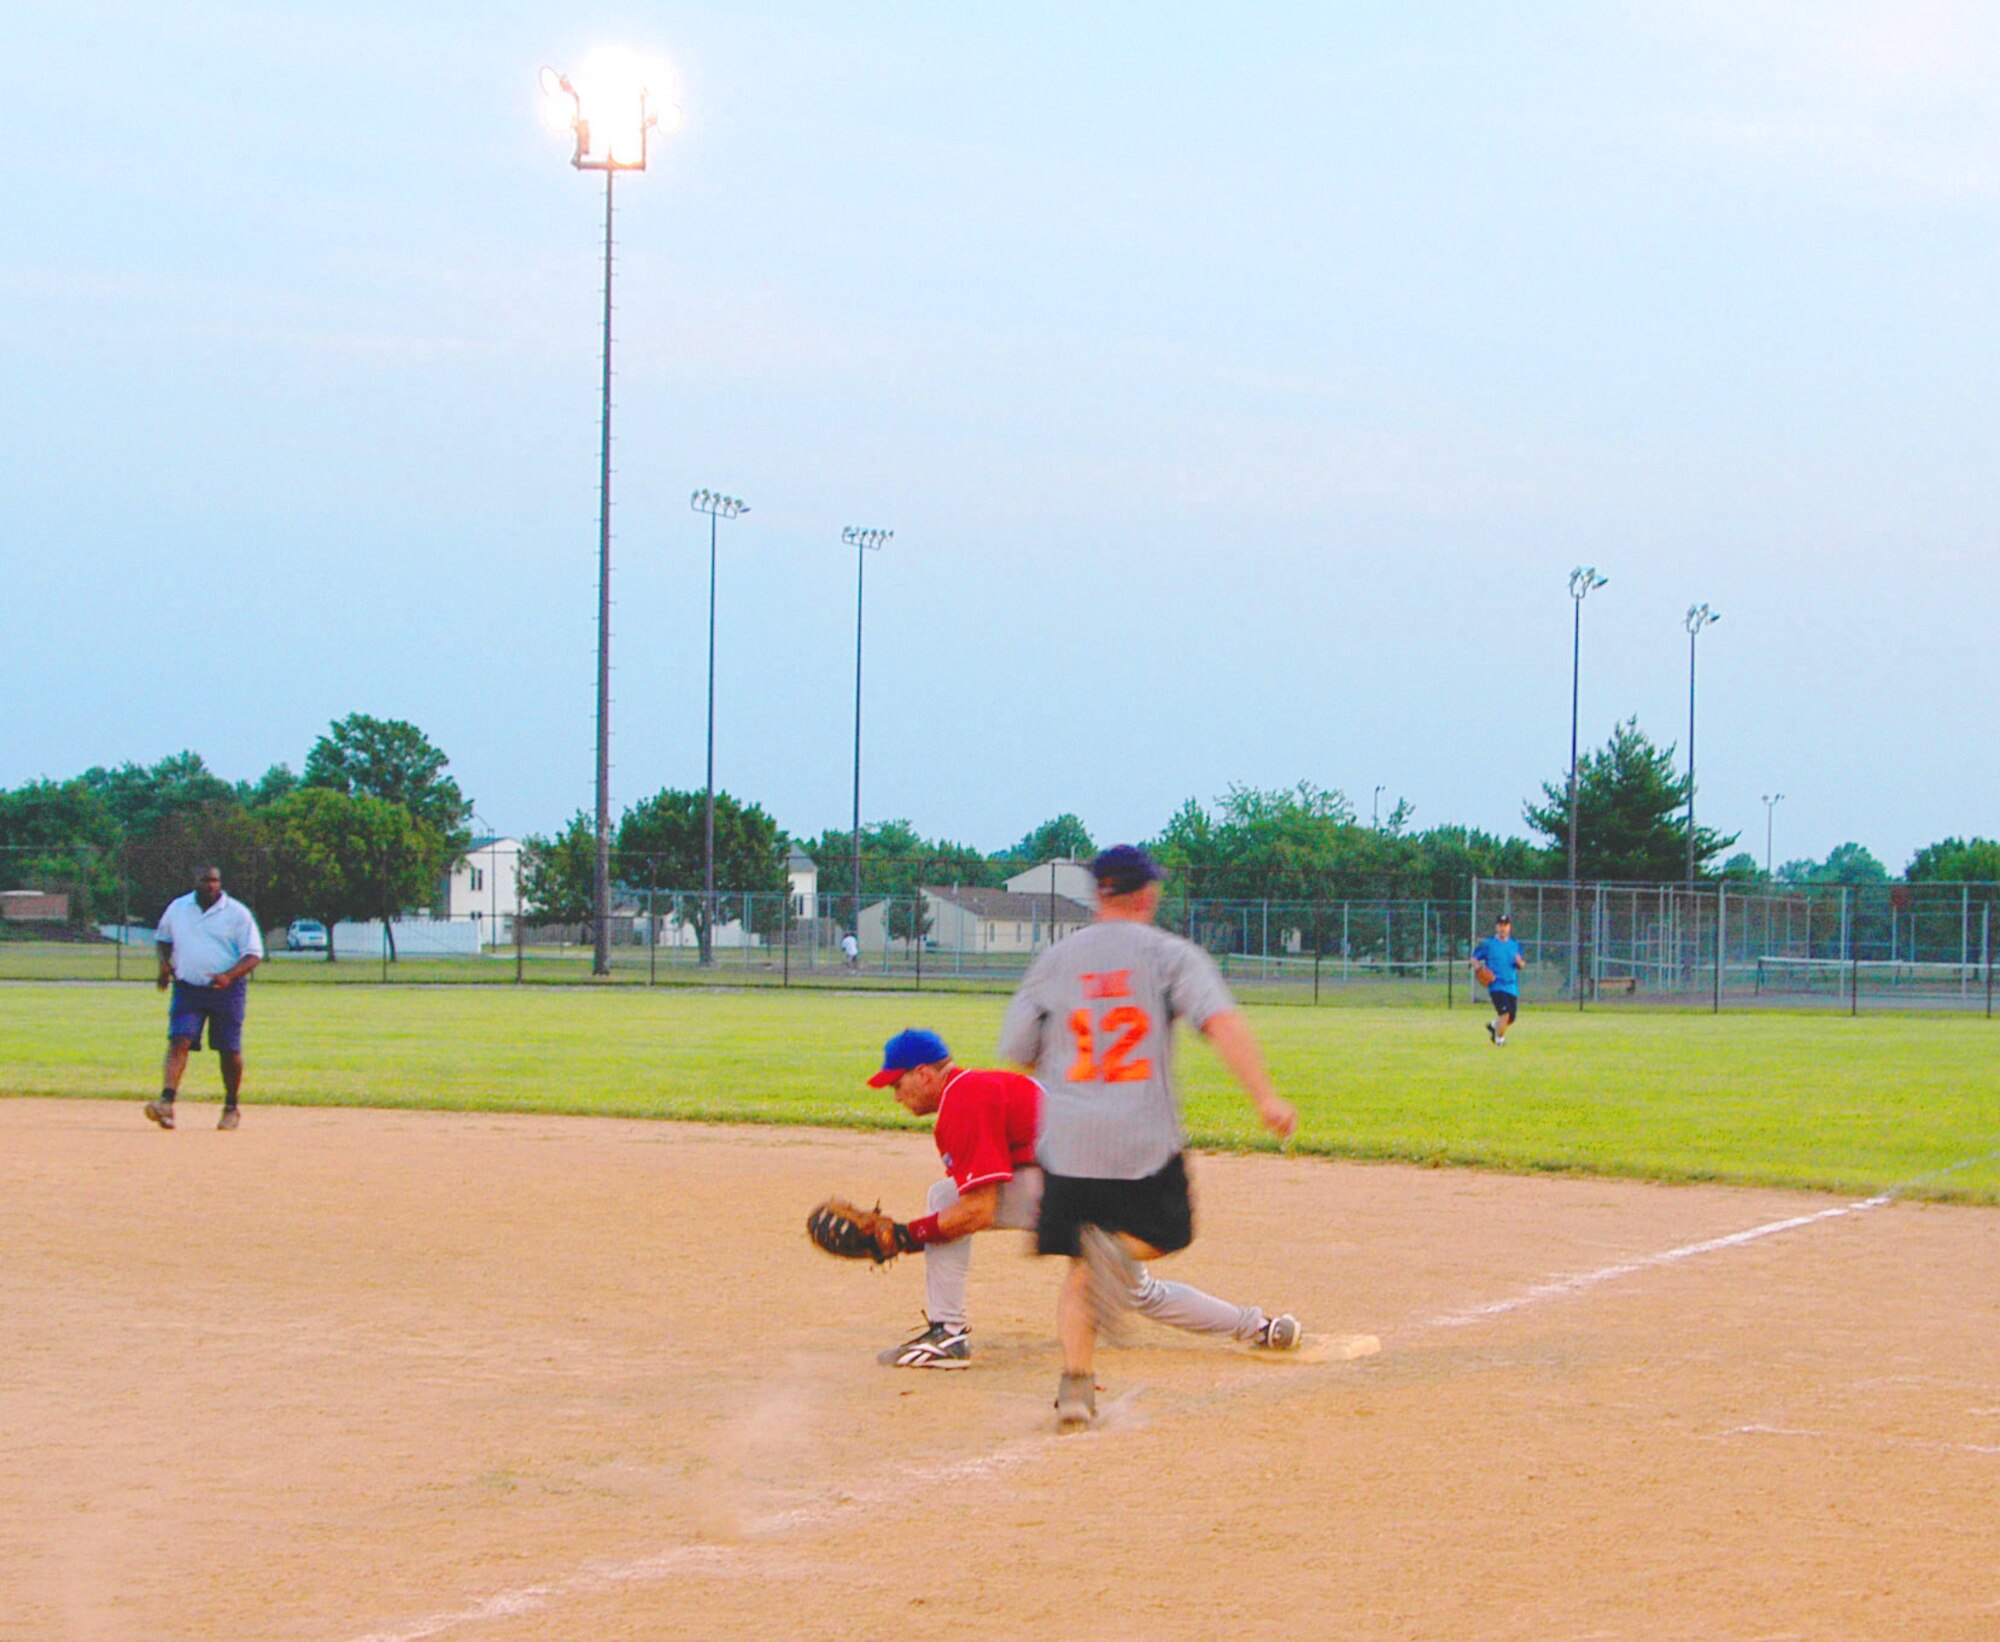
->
[1, 842, 1993, 1013]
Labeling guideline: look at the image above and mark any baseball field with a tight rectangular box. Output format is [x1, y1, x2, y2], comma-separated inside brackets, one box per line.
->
[4, 983, 1998, 1639]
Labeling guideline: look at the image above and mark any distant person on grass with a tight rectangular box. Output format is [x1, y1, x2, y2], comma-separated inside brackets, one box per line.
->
[146, 865, 263, 1131]
[841, 930, 860, 971]
[1471, 912, 1526, 1047]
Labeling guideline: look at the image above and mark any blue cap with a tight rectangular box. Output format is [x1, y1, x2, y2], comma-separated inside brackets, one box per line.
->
[868, 1028, 951, 1087]
[1090, 844, 1165, 895]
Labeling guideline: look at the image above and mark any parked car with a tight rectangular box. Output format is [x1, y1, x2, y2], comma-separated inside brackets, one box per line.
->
[286, 918, 329, 952]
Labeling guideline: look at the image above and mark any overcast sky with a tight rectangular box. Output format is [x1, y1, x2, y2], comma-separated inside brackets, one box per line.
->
[4, 2, 1996, 870]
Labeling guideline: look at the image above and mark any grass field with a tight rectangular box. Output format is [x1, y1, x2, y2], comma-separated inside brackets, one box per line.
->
[2, 980, 1994, 1202]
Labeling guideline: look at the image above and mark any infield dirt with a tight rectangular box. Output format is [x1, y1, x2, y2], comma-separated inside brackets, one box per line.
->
[4, 1098, 1996, 1641]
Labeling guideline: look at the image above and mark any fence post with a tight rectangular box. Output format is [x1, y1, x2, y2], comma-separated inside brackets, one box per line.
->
[1714, 882, 1725, 1014]
[116, 857, 128, 983]
[1845, 886, 1858, 1016]
[1313, 901, 1322, 1005]
[648, 862, 658, 987]
[515, 899, 525, 984]
[1984, 900, 1992, 1020]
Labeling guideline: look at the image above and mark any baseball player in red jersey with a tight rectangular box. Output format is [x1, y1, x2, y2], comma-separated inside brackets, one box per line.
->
[866, 1028, 1300, 1369]
[999, 844, 1299, 1431]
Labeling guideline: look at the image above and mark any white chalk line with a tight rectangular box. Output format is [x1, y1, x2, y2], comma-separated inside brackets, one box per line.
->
[1721, 1423, 2000, 1458]
[352, 1160, 1989, 1642]
[1425, 1192, 1894, 1329]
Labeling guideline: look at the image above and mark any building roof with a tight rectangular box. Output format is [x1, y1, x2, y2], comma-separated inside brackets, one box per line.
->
[786, 844, 818, 872]
[921, 884, 1095, 924]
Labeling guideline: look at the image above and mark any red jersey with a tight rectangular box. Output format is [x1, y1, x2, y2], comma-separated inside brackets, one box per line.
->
[932, 1068, 1042, 1193]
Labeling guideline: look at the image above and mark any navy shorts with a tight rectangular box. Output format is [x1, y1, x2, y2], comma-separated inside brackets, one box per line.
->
[1489, 988, 1519, 1018]
[1037, 1152, 1195, 1258]
[169, 979, 248, 1053]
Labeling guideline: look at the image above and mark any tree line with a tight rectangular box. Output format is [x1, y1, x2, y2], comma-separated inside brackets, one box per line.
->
[5, 714, 1995, 954]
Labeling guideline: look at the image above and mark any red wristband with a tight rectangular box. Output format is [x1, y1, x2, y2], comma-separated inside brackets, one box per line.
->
[904, 1213, 946, 1245]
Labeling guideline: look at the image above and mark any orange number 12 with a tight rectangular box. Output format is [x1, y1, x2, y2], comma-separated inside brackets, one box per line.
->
[1066, 1006, 1153, 1084]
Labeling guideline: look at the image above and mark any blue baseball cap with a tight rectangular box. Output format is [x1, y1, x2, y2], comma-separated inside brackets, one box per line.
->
[1090, 844, 1165, 895]
[867, 1028, 952, 1087]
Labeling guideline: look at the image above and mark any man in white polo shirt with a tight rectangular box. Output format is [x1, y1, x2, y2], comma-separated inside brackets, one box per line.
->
[146, 864, 264, 1131]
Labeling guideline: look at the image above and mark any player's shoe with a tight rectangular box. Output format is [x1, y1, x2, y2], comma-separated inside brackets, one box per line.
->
[1485, 1022, 1497, 1045]
[1054, 1372, 1097, 1434]
[217, 1106, 240, 1131]
[877, 1321, 970, 1369]
[144, 1099, 175, 1130]
[1254, 1313, 1303, 1351]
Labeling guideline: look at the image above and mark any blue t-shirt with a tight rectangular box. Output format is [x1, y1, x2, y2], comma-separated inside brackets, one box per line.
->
[1474, 936, 1523, 994]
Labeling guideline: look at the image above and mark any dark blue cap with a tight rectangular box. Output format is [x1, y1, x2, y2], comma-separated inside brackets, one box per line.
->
[1090, 844, 1165, 895]
[867, 1027, 951, 1087]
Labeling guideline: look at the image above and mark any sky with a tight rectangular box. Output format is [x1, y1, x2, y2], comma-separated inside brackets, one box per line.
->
[4, 1, 1997, 871]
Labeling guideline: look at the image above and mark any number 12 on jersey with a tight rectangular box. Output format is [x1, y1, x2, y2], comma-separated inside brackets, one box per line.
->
[1067, 1006, 1154, 1084]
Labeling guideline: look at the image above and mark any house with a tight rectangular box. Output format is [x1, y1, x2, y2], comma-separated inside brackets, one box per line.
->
[857, 881, 1095, 954]
[1002, 858, 1097, 906]
[787, 845, 819, 922]
[441, 837, 525, 934]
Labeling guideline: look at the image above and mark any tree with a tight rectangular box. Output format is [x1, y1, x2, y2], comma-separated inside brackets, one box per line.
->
[303, 714, 472, 850]
[1009, 813, 1095, 862]
[1905, 837, 2000, 883]
[262, 789, 435, 961]
[804, 821, 1003, 934]
[1525, 718, 1736, 881]
[520, 813, 596, 925]
[236, 763, 299, 810]
[1719, 852, 1766, 884]
[615, 788, 787, 961]
[1779, 843, 1887, 886]
[77, 751, 236, 837]
[126, 800, 272, 924]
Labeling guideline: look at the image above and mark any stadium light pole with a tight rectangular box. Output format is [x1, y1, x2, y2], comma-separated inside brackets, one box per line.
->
[690, 490, 749, 967]
[1684, 603, 1721, 884]
[1372, 785, 1385, 829]
[539, 54, 670, 977]
[844, 527, 892, 929]
[1762, 791, 1784, 879]
[1566, 567, 1608, 1007]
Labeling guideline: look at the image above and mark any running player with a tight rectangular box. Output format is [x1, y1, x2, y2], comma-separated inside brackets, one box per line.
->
[1471, 912, 1526, 1046]
[864, 1027, 1301, 1368]
[997, 845, 1298, 1432]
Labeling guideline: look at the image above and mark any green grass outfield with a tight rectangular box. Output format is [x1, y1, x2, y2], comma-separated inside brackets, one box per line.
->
[2, 982, 1995, 1202]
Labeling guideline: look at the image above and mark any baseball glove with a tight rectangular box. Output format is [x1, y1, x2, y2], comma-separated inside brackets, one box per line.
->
[1474, 963, 1496, 986]
[806, 1197, 919, 1263]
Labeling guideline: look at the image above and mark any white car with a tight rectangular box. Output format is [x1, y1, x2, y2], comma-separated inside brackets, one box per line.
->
[286, 918, 328, 952]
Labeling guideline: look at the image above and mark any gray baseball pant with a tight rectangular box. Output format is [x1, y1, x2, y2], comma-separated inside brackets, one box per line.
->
[922, 1167, 1270, 1340]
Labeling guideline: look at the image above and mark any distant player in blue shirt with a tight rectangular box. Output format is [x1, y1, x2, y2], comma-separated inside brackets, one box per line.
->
[1471, 913, 1526, 1047]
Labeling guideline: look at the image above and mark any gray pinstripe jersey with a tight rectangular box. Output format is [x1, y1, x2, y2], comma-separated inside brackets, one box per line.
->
[997, 920, 1235, 1179]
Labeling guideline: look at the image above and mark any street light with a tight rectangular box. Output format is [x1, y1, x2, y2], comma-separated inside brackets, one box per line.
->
[1684, 602, 1721, 884]
[1566, 567, 1608, 1008]
[539, 50, 672, 977]
[1372, 785, 1385, 829]
[1762, 791, 1785, 879]
[690, 489, 749, 966]
[843, 526, 892, 929]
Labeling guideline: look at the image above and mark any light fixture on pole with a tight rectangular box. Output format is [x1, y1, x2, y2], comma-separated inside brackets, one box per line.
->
[842, 526, 892, 929]
[539, 50, 673, 977]
[690, 489, 749, 967]
[1566, 566, 1608, 1008]
[1684, 602, 1721, 884]
[1762, 791, 1785, 879]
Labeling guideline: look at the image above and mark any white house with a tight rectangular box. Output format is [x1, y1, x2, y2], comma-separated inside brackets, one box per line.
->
[858, 879, 1095, 954]
[442, 836, 525, 934]
[787, 844, 819, 922]
[1003, 858, 1096, 905]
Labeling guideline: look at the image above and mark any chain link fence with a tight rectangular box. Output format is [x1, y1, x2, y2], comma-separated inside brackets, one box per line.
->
[1472, 878, 1999, 1014]
[3, 841, 1992, 1013]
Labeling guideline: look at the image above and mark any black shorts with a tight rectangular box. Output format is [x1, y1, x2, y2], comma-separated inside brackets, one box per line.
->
[1489, 988, 1519, 1017]
[1037, 1152, 1195, 1258]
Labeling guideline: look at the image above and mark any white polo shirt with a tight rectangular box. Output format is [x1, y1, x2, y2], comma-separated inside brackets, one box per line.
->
[155, 891, 265, 985]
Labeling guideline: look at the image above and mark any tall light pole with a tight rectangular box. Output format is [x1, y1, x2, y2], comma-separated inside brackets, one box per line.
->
[540, 52, 668, 977]
[1684, 602, 1721, 884]
[690, 490, 748, 967]
[843, 526, 892, 929]
[1762, 791, 1785, 879]
[1372, 785, 1385, 829]
[1566, 566, 1608, 1006]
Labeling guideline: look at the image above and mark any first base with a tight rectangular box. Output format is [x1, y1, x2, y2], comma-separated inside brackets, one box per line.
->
[1278, 1332, 1381, 1365]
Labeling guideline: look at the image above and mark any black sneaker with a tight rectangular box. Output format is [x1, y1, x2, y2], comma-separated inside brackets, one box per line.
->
[1485, 1022, 1497, 1045]
[144, 1100, 175, 1130]
[877, 1321, 971, 1369]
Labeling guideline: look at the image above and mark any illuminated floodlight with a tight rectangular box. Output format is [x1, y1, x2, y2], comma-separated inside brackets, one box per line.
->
[538, 46, 675, 170]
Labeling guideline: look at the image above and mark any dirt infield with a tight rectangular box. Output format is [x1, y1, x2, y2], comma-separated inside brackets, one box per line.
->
[4, 1098, 1996, 1641]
